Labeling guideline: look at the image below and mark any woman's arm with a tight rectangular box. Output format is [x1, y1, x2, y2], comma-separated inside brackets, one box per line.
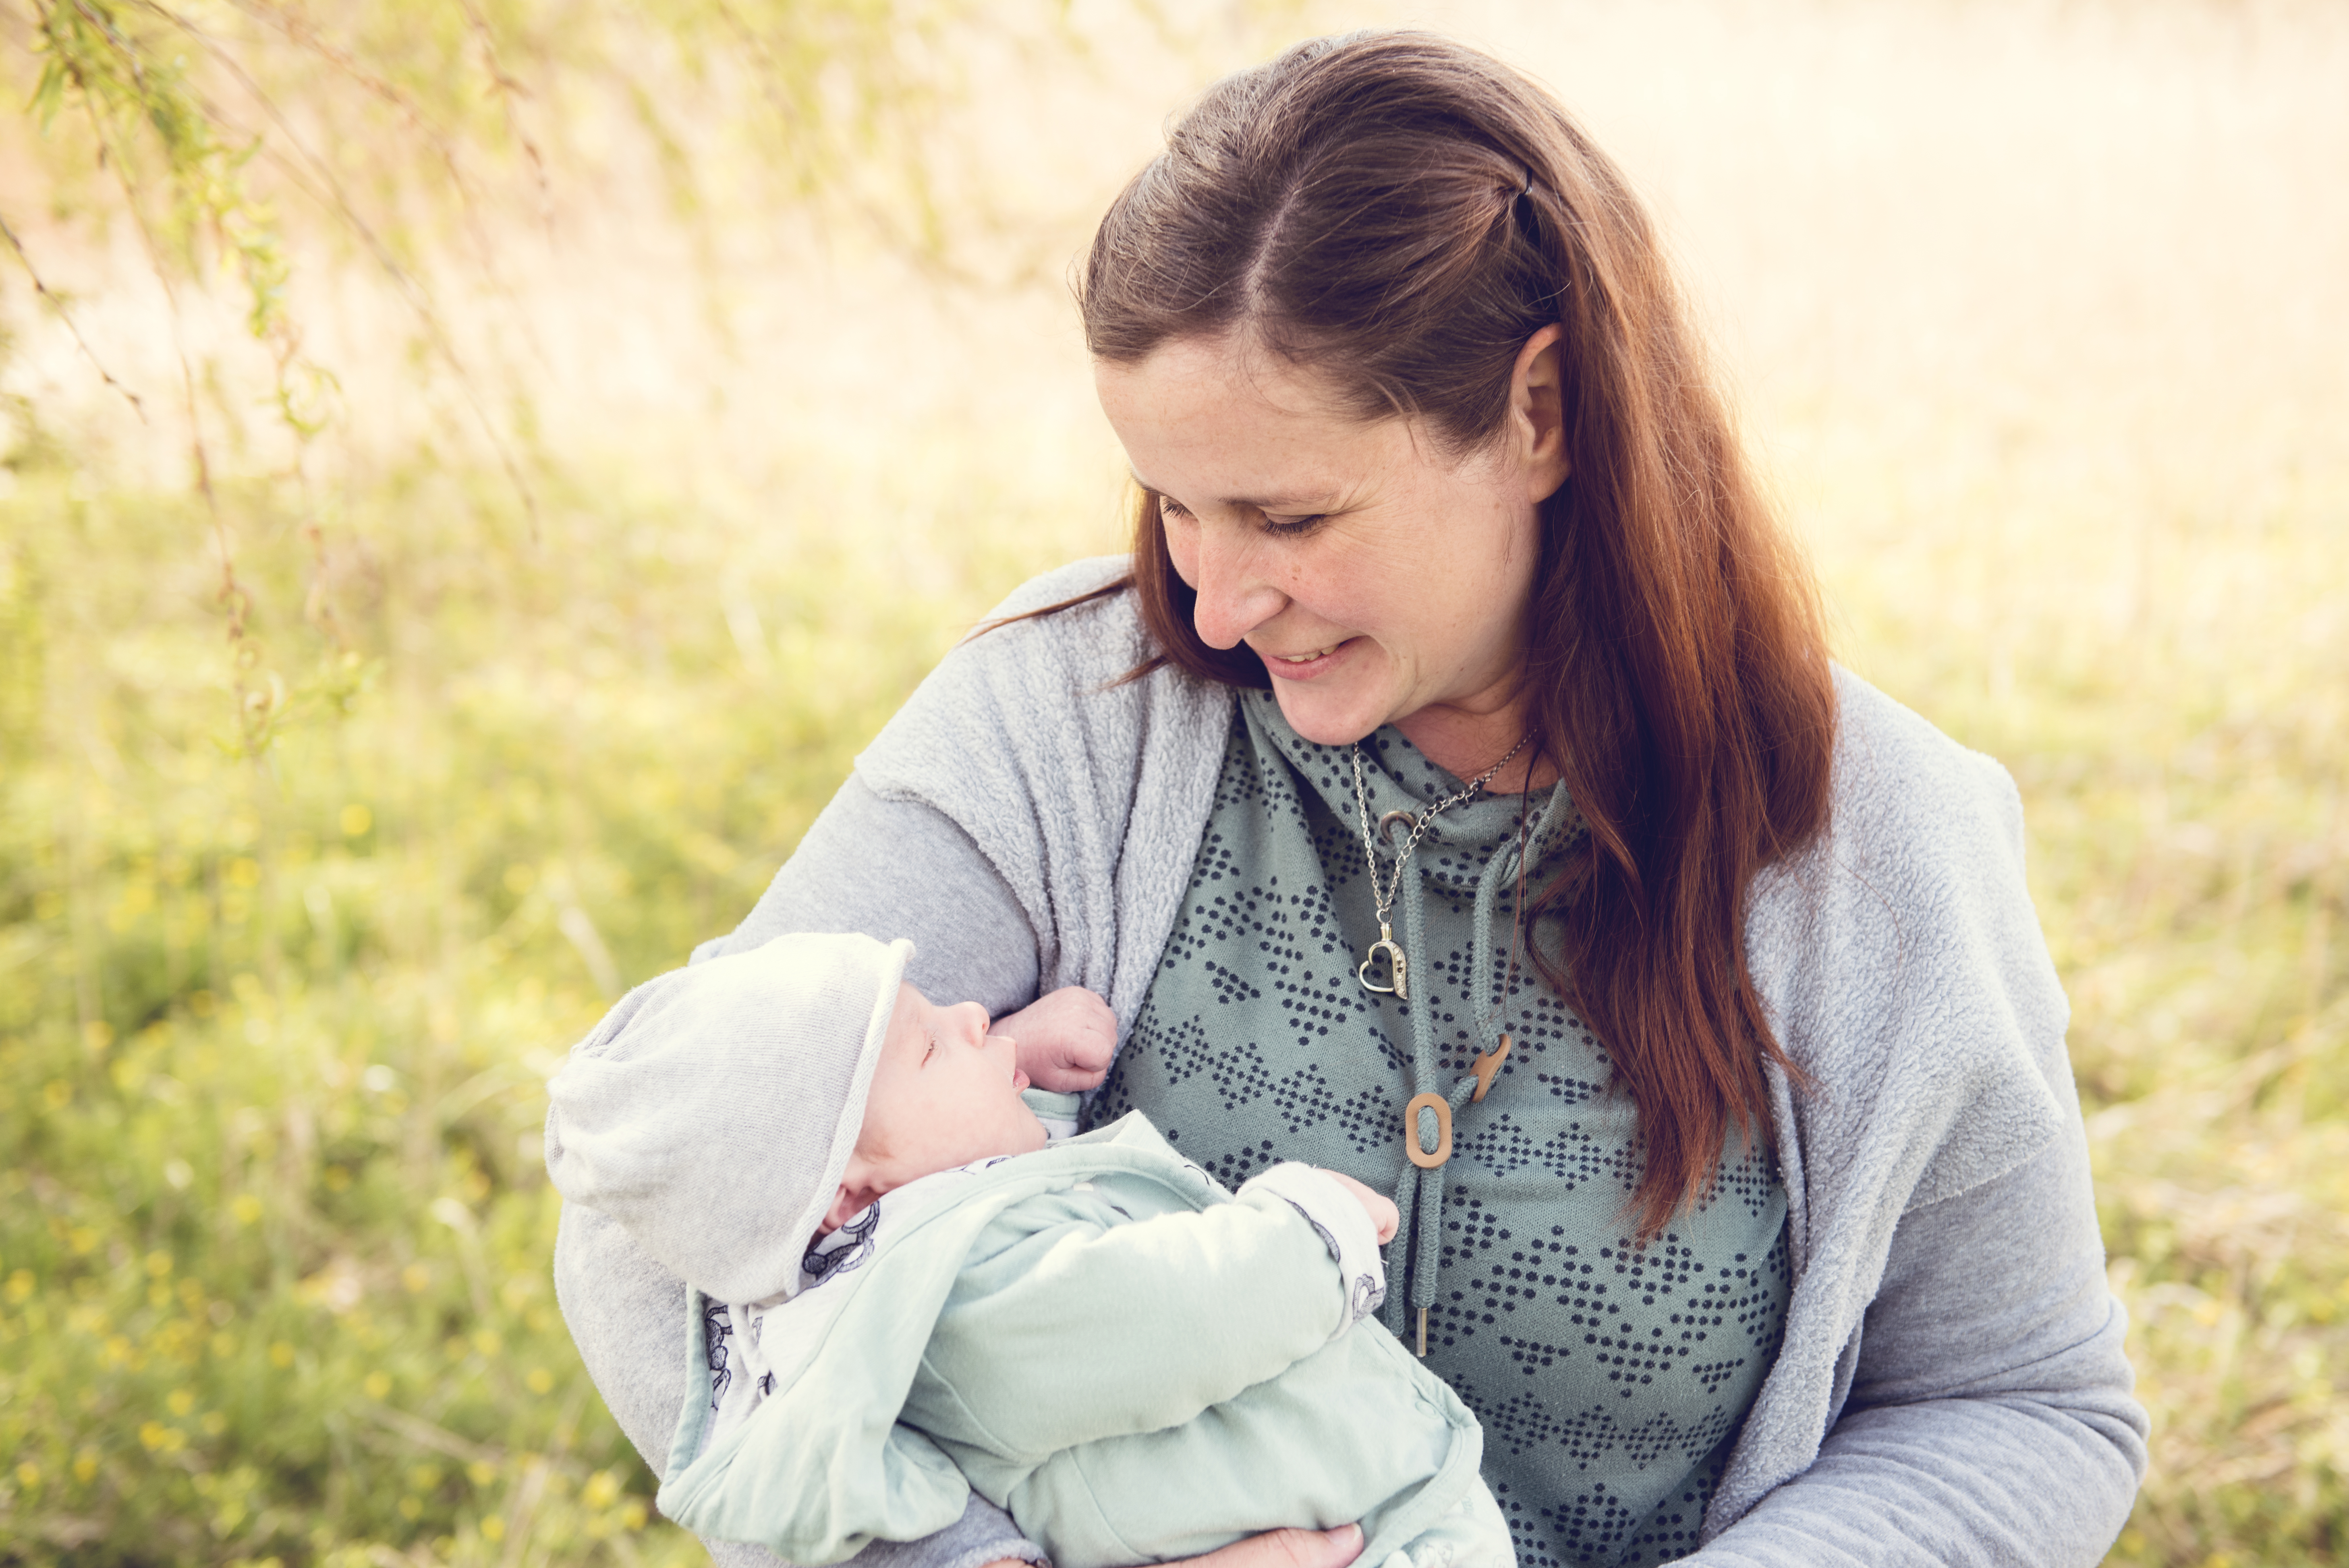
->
[963, 1525, 1368, 1568]
[1692, 675, 2148, 1563]
[557, 776, 1365, 1568]
[554, 559, 1231, 1567]
[692, 774, 1042, 1010]
[555, 775, 1051, 1568]
[1688, 1119, 2145, 1566]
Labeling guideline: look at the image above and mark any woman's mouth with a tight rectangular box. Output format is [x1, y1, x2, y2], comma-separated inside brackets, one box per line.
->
[1261, 639, 1354, 679]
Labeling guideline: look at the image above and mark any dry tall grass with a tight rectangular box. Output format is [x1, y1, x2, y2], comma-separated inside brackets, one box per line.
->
[2, 0, 2342, 1563]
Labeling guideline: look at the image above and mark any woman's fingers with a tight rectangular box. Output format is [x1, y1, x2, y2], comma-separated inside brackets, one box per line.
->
[971, 1523, 1364, 1568]
[1173, 1524, 1365, 1568]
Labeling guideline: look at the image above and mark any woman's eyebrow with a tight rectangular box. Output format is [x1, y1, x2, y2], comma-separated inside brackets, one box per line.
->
[1134, 473, 1335, 511]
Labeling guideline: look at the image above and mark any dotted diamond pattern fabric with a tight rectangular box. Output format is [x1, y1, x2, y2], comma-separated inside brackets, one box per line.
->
[1092, 691, 1790, 1568]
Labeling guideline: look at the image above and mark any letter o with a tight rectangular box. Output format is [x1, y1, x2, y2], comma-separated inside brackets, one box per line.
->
[1404, 1092, 1452, 1169]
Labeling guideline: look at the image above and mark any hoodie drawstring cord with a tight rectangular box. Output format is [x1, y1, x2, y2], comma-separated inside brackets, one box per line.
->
[1380, 779, 1577, 1351]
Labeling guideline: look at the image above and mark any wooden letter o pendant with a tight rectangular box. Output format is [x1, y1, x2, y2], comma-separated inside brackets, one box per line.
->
[1404, 1092, 1453, 1169]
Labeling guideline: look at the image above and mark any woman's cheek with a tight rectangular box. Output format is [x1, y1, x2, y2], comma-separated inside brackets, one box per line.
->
[1161, 513, 1202, 590]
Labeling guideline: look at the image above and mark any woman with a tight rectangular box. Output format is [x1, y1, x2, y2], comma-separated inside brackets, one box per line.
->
[553, 31, 2146, 1568]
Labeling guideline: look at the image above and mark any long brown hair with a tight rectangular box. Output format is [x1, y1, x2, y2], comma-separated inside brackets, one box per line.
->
[1064, 31, 1836, 1236]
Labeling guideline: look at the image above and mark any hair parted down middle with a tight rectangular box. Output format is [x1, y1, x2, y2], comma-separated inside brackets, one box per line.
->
[1041, 29, 1837, 1238]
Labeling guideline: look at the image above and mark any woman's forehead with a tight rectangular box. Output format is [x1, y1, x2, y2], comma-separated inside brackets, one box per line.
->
[1095, 333, 1343, 418]
[1095, 339, 1414, 499]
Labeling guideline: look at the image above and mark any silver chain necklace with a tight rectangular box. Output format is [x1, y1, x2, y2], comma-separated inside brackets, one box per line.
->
[1349, 732, 1530, 1000]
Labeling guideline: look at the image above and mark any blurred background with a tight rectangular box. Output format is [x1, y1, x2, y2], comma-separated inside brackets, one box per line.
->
[1, 0, 2341, 1563]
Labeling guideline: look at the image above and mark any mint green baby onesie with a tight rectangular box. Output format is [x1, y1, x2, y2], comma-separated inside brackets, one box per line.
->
[655, 1112, 1513, 1568]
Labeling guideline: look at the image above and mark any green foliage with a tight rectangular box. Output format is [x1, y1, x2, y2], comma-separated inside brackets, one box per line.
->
[24, 0, 291, 353]
[6, 0, 969, 267]
[0, 461, 1008, 1565]
[2, 443, 2342, 1564]
[0, 0, 1000, 773]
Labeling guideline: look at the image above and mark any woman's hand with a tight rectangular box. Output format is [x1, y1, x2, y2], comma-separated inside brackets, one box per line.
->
[994, 986, 1118, 1092]
[975, 1522, 1365, 1568]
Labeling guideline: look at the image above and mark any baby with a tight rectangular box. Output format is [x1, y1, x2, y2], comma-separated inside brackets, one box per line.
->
[545, 932, 1514, 1568]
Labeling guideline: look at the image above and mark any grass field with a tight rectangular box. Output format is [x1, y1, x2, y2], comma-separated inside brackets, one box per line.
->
[2, 0, 2344, 1564]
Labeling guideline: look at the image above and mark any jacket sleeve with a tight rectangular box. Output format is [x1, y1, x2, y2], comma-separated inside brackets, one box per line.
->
[910, 1184, 1355, 1459]
[693, 773, 1043, 1013]
[1694, 673, 2147, 1564]
[1686, 1117, 2147, 1566]
[553, 776, 1049, 1568]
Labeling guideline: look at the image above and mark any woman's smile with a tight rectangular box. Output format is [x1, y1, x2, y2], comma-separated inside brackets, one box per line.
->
[1258, 638, 1354, 675]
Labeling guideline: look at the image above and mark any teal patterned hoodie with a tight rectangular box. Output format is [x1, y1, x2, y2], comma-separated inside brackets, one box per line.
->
[1094, 693, 1789, 1568]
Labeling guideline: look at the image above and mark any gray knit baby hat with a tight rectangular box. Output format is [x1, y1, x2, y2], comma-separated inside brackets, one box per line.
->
[543, 931, 913, 1303]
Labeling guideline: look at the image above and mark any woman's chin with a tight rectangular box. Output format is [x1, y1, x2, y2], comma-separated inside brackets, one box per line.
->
[1269, 682, 1392, 749]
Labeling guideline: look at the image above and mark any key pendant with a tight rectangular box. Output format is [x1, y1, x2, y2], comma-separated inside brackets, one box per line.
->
[1357, 922, 1409, 999]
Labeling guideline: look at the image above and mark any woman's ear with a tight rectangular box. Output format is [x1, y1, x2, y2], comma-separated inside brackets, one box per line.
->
[1510, 323, 1570, 499]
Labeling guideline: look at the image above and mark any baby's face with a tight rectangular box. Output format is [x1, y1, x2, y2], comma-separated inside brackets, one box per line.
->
[856, 984, 1048, 1184]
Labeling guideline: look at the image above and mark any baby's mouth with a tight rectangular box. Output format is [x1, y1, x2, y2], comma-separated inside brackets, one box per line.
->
[1012, 1068, 1030, 1094]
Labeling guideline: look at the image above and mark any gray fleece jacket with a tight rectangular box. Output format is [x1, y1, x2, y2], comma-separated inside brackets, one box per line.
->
[551, 556, 2147, 1568]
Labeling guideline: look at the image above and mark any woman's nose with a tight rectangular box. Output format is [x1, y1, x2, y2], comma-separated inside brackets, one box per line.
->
[1183, 524, 1287, 650]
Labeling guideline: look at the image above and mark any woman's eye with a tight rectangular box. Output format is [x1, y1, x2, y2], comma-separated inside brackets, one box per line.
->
[1155, 495, 1321, 537]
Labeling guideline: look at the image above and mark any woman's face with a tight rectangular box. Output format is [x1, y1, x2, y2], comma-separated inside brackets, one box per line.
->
[1094, 331, 1568, 757]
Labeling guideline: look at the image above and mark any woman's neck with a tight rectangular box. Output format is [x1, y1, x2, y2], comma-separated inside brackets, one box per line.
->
[1391, 698, 1560, 795]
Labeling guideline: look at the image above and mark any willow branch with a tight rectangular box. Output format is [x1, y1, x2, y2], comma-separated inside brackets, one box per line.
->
[0, 211, 147, 420]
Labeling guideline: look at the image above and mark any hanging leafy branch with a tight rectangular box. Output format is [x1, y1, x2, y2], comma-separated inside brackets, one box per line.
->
[0, 0, 985, 756]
